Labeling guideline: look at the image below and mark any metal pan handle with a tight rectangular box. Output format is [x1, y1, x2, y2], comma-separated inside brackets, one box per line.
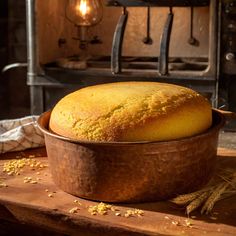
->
[214, 109, 236, 120]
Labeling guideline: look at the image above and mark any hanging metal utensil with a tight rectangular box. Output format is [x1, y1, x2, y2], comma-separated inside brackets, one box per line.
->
[159, 7, 174, 75]
[111, 7, 128, 74]
[143, 7, 153, 45]
[188, 6, 199, 46]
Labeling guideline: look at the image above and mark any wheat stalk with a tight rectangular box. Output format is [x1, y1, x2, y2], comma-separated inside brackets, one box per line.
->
[170, 187, 213, 205]
[170, 169, 236, 215]
[201, 182, 230, 215]
[186, 191, 212, 215]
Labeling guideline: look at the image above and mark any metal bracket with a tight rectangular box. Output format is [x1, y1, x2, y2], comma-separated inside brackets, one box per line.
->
[111, 8, 128, 74]
[159, 9, 174, 76]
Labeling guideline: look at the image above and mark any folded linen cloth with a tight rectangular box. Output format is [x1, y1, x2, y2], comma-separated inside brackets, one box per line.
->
[0, 116, 45, 154]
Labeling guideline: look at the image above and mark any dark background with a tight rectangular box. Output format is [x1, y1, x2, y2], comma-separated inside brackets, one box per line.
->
[0, 0, 30, 120]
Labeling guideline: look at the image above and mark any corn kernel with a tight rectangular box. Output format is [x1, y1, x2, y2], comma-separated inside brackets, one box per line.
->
[0, 183, 8, 187]
[73, 200, 82, 205]
[69, 207, 79, 214]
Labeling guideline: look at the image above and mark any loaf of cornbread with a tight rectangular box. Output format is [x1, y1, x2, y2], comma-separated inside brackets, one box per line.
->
[49, 82, 212, 142]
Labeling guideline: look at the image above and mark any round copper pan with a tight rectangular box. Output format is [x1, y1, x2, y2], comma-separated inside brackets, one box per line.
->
[38, 110, 225, 203]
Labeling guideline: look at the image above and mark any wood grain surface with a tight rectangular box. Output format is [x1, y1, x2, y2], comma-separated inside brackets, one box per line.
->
[0, 147, 235, 236]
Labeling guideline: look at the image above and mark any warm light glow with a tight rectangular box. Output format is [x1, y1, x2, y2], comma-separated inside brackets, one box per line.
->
[76, 0, 90, 17]
[66, 0, 103, 27]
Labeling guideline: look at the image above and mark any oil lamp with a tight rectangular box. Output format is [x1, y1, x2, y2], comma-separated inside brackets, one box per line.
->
[66, 0, 103, 48]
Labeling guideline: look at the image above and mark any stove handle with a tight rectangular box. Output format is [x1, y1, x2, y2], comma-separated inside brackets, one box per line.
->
[2, 63, 28, 73]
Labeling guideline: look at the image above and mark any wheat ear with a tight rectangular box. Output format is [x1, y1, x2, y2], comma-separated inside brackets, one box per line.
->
[186, 191, 212, 215]
[170, 186, 214, 206]
[201, 182, 229, 215]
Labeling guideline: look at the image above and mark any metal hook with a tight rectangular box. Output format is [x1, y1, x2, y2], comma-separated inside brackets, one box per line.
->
[188, 6, 199, 46]
[143, 7, 153, 45]
[111, 7, 128, 74]
[159, 7, 174, 76]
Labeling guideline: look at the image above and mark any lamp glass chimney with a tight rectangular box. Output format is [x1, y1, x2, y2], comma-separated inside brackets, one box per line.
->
[66, 0, 103, 27]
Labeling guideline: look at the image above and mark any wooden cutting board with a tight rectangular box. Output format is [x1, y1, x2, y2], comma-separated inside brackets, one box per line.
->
[0, 147, 235, 236]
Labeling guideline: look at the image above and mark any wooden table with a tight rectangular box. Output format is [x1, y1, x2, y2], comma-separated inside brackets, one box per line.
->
[0, 147, 236, 236]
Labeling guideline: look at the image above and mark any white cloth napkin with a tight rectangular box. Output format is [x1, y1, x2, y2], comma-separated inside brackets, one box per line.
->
[0, 116, 45, 154]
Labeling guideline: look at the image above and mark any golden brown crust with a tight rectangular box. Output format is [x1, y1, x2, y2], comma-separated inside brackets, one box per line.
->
[49, 82, 212, 142]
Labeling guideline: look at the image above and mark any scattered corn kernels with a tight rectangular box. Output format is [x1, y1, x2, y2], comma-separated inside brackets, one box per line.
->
[24, 177, 32, 180]
[23, 177, 39, 184]
[88, 202, 113, 215]
[3, 158, 47, 176]
[124, 209, 144, 218]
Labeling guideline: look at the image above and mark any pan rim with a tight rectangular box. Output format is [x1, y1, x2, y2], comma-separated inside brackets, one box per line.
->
[37, 109, 225, 146]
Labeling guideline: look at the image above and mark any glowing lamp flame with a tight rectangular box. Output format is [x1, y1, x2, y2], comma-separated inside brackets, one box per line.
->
[66, 0, 103, 27]
[76, 0, 90, 17]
